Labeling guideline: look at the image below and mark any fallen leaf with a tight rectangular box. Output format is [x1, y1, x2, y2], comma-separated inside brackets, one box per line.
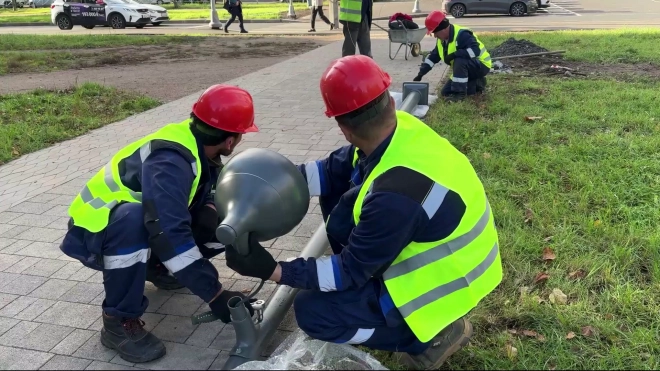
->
[524, 208, 534, 224]
[537, 334, 546, 342]
[542, 247, 556, 262]
[548, 364, 556, 370]
[525, 116, 543, 122]
[549, 288, 568, 305]
[241, 288, 251, 294]
[568, 270, 587, 280]
[507, 329, 518, 335]
[565, 332, 576, 340]
[522, 329, 538, 337]
[506, 344, 518, 360]
[483, 152, 492, 159]
[534, 272, 550, 284]
[593, 219, 602, 227]
[604, 314, 614, 320]
[641, 353, 651, 360]
[533, 295, 545, 304]
[581, 326, 595, 337]
[543, 236, 554, 242]
[11, 147, 20, 156]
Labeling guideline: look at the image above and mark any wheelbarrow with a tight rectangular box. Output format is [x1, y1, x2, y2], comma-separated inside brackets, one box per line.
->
[374, 20, 427, 60]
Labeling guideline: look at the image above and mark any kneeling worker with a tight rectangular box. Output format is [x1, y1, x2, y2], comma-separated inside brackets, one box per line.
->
[60, 85, 256, 363]
[414, 11, 492, 102]
[225, 56, 502, 369]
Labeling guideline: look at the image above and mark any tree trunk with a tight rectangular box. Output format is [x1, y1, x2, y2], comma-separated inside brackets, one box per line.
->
[173, 0, 179, 8]
[12, 0, 17, 11]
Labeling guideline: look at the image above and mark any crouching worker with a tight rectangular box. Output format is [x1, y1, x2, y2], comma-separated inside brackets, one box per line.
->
[413, 11, 492, 102]
[60, 85, 257, 363]
[224, 56, 503, 370]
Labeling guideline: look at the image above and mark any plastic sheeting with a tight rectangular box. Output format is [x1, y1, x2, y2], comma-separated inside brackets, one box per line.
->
[232, 330, 389, 370]
[389, 91, 438, 119]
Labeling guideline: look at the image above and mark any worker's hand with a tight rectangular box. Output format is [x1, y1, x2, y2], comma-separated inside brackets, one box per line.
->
[413, 75, 422, 82]
[444, 53, 455, 65]
[208, 289, 255, 323]
[225, 234, 277, 281]
[192, 204, 218, 246]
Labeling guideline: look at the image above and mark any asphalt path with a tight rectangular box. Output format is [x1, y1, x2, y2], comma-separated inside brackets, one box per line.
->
[0, 0, 658, 35]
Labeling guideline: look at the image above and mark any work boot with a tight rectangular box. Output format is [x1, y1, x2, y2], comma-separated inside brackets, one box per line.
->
[445, 93, 467, 103]
[223, 25, 229, 33]
[394, 317, 473, 370]
[476, 77, 487, 94]
[240, 28, 248, 33]
[146, 263, 184, 290]
[101, 313, 166, 363]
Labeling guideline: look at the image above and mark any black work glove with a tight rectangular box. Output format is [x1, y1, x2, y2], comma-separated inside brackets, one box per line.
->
[444, 52, 456, 65]
[226, 233, 277, 281]
[413, 75, 422, 82]
[192, 204, 218, 246]
[208, 290, 255, 323]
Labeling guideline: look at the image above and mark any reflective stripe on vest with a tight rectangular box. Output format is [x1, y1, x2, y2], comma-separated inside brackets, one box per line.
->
[439, 25, 493, 77]
[339, 0, 362, 23]
[352, 111, 502, 343]
[68, 120, 202, 233]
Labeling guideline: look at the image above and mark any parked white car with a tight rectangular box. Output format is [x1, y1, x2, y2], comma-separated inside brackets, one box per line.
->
[51, 0, 152, 29]
[134, 0, 170, 4]
[537, 0, 550, 7]
[125, 0, 169, 25]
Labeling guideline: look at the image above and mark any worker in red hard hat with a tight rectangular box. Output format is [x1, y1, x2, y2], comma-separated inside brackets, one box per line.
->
[60, 84, 257, 364]
[414, 10, 492, 102]
[224, 56, 502, 370]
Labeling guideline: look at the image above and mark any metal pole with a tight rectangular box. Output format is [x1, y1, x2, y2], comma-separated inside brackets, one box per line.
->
[412, 0, 421, 13]
[287, 0, 296, 19]
[331, 0, 339, 29]
[209, 0, 222, 29]
[400, 90, 421, 113]
[222, 224, 330, 370]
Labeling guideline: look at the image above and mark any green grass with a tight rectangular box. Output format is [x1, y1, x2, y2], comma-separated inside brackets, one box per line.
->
[0, 2, 308, 23]
[374, 29, 660, 370]
[479, 28, 660, 64]
[0, 83, 160, 164]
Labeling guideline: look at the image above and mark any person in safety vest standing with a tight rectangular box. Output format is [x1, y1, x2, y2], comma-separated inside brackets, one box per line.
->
[59, 85, 257, 363]
[224, 56, 503, 370]
[413, 11, 492, 102]
[339, 0, 373, 57]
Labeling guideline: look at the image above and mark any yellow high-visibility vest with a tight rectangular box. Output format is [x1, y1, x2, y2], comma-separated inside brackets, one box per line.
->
[439, 24, 493, 77]
[68, 120, 202, 233]
[352, 111, 502, 342]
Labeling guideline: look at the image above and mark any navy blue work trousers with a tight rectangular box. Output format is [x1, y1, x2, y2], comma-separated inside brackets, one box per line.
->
[77, 203, 224, 318]
[442, 58, 490, 96]
[292, 195, 429, 355]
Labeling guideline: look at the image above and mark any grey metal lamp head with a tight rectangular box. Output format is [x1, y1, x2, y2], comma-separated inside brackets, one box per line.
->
[214, 148, 310, 255]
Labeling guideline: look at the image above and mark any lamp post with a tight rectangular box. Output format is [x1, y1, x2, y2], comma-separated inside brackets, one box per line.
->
[209, 0, 222, 29]
[287, 0, 296, 19]
[412, 0, 421, 13]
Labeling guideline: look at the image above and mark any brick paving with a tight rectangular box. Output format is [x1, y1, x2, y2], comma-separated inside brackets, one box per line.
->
[0, 39, 447, 370]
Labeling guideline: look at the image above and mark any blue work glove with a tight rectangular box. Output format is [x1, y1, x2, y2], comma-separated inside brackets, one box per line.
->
[226, 234, 277, 281]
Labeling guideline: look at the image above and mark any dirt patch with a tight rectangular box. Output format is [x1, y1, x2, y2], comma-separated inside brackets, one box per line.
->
[0, 36, 330, 102]
[490, 38, 660, 81]
[489, 37, 549, 58]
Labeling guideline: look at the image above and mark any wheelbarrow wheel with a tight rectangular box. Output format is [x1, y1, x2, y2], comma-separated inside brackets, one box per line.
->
[411, 43, 421, 57]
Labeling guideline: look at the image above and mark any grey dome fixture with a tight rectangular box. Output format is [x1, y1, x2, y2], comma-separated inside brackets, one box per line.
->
[214, 148, 310, 255]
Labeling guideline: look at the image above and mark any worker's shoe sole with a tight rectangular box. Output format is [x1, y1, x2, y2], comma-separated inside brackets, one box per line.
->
[394, 317, 473, 370]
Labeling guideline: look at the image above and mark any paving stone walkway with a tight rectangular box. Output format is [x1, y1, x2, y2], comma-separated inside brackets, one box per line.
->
[0, 39, 447, 370]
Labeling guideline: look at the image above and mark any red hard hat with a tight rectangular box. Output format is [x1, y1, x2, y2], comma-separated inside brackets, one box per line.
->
[320, 55, 392, 118]
[192, 84, 258, 134]
[425, 10, 446, 35]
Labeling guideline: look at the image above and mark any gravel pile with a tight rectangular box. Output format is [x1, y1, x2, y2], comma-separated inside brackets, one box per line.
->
[489, 38, 549, 58]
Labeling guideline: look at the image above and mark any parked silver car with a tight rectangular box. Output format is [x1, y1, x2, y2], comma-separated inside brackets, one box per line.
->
[442, 0, 538, 17]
